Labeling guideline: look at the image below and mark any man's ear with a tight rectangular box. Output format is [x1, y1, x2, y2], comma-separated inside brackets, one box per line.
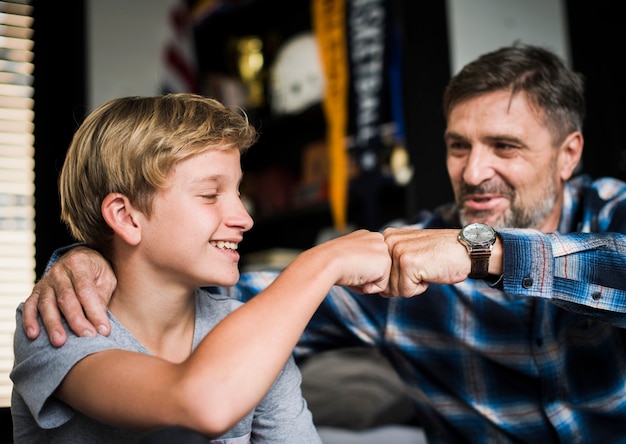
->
[101, 193, 142, 245]
[558, 130, 584, 181]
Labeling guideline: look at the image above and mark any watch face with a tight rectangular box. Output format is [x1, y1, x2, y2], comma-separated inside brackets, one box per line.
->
[462, 223, 496, 244]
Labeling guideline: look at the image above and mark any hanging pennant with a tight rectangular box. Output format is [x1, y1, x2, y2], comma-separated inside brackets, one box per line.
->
[346, 0, 391, 172]
[312, 0, 349, 230]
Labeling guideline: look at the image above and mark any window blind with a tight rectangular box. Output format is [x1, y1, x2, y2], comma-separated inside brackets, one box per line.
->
[0, 0, 34, 408]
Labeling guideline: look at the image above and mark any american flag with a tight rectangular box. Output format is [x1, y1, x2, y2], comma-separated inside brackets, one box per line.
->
[161, 0, 200, 94]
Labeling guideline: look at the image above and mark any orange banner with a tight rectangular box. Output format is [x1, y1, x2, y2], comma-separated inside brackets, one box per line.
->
[312, 0, 348, 230]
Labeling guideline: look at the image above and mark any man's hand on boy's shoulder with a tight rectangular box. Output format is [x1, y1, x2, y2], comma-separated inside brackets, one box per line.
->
[23, 246, 115, 346]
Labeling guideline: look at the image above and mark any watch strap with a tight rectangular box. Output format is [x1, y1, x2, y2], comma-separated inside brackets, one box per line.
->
[468, 249, 491, 279]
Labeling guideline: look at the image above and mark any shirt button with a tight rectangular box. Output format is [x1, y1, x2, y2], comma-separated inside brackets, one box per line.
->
[536, 337, 543, 347]
[522, 276, 533, 288]
[592, 291, 601, 301]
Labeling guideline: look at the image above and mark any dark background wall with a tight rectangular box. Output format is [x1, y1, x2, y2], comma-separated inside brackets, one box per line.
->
[566, 1, 625, 183]
[32, 0, 86, 277]
[30, 0, 626, 275]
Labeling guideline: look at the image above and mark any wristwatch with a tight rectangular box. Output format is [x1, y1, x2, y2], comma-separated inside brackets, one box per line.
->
[457, 223, 497, 279]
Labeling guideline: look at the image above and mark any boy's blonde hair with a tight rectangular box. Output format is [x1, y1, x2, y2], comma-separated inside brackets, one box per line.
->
[59, 93, 257, 254]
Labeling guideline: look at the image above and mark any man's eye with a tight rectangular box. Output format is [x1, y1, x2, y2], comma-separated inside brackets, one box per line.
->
[201, 194, 218, 200]
[448, 141, 469, 150]
[494, 142, 517, 150]
[447, 142, 470, 155]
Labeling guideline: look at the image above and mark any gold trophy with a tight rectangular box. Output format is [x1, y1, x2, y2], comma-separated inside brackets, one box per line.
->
[235, 36, 265, 108]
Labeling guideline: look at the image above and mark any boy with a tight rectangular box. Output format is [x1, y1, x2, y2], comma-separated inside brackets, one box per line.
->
[11, 94, 391, 443]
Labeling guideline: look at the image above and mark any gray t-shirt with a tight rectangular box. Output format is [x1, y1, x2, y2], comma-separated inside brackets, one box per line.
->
[11, 288, 321, 443]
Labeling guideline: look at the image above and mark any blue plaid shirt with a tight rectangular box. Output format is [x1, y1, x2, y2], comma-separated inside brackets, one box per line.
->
[227, 175, 626, 443]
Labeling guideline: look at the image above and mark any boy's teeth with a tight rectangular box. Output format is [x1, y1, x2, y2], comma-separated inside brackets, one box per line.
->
[211, 240, 238, 250]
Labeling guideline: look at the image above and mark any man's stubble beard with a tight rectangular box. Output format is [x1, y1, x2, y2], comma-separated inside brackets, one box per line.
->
[458, 170, 558, 230]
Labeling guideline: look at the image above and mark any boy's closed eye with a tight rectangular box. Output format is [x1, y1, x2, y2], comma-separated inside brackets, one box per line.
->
[200, 193, 219, 201]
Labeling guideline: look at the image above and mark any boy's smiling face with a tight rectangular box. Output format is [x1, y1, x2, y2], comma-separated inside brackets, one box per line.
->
[139, 147, 253, 289]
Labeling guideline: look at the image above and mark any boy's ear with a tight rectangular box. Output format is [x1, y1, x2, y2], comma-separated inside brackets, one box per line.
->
[101, 193, 142, 245]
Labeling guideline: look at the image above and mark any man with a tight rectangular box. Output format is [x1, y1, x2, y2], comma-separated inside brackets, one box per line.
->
[23, 44, 626, 443]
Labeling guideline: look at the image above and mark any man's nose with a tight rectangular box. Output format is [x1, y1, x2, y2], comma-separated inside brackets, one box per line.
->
[462, 146, 495, 186]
